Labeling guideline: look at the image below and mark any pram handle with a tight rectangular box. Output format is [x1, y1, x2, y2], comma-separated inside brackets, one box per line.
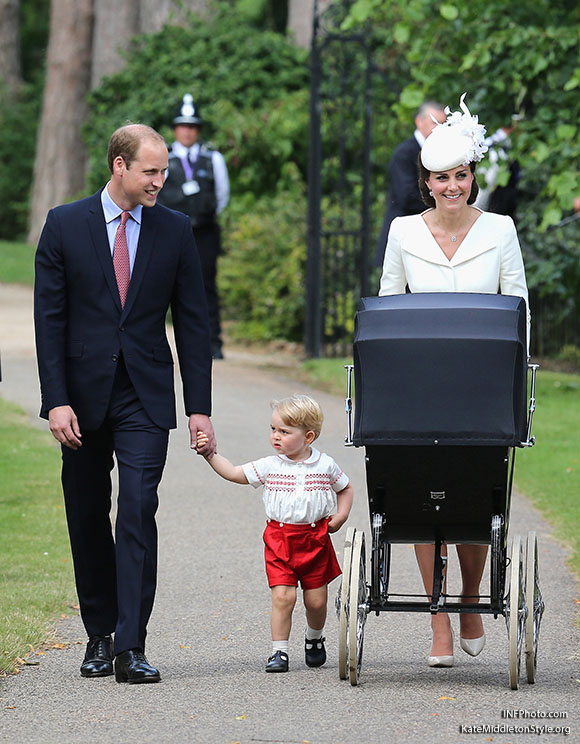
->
[345, 364, 354, 446]
[521, 362, 539, 447]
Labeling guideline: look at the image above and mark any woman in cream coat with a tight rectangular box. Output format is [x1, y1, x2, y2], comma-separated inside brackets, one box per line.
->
[379, 95, 529, 668]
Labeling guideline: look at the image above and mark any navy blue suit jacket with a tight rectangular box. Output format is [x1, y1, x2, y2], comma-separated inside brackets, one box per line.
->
[34, 190, 212, 431]
[374, 136, 426, 267]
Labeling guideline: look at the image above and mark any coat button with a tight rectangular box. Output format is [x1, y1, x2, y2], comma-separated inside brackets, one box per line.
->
[112, 354, 118, 362]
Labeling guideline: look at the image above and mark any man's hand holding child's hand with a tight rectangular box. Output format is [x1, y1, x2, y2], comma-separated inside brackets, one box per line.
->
[196, 431, 213, 458]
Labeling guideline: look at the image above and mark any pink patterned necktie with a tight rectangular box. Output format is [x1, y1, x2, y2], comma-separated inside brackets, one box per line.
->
[113, 211, 131, 307]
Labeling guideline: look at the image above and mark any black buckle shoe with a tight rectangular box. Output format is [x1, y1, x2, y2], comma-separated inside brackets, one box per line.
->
[114, 649, 161, 684]
[305, 636, 326, 667]
[265, 650, 289, 673]
[80, 635, 114, 677]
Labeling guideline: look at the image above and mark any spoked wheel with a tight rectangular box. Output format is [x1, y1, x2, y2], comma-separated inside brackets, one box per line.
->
[507, 534, 526, 690]
[525, 531, 544, 684]
[348, 530, 368, 686]
[337, 526, 355, 680]
[490, 514, 505, 615]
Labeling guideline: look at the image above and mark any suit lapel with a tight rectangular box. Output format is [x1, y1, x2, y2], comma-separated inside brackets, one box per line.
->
[449, 215, 497, 266]
[121, 206, 158, 318]
[87, 190, 122, 312]
[401, 216, 451, 267]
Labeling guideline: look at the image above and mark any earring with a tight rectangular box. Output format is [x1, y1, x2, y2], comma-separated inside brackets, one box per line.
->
[429, 190, 433, 197]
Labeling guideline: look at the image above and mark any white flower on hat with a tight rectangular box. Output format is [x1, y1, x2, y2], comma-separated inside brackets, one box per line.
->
[421, 93, 488, 172]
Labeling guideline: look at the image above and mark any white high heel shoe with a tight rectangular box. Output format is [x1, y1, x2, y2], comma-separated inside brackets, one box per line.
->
[428, 630, 454, 667]
[460, 633, 486, 657]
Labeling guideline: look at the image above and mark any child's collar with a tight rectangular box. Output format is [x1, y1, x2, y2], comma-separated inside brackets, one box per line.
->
[278, 447, 321, 465]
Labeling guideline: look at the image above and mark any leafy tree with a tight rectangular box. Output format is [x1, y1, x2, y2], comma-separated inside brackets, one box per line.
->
[343, 0, 580, 347]
[0, 80, 42, 239]
[344, 0, 579, 227]
[85, 3, 308, 196]
[0, 0, 49, 240]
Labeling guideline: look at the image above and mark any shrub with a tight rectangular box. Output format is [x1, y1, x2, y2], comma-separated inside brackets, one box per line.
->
[559, 345, 580, 369]
[82, 2, 310, 344]
[0, 82, 42, 240]
[84, 2, 309, 199]
[219, 163, 306, 342]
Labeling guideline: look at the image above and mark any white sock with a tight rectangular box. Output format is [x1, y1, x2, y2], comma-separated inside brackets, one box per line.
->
[305, 624, 323, 641]
[272, 640, 289, 654]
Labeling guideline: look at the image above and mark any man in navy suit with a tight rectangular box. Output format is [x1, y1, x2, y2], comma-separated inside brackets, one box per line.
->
[374, 101, 446, 267]
[34, 124, 216, 684]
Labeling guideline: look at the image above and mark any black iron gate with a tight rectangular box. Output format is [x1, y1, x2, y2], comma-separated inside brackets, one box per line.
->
[305, 0, 372, 358]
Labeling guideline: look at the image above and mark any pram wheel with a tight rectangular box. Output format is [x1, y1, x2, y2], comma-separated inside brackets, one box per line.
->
[337, 526, 355, 680]
[507, 535, 525, 689]
[348, 530, 367, 686]
[525, 530, 544, 684]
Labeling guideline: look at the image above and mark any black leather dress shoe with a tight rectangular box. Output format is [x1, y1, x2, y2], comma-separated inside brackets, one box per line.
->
[114, 649, 161, 684]
[80, 635, 114, 677]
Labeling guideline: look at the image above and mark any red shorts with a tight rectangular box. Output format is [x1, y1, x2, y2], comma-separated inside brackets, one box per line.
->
[263, 518, 342, 590]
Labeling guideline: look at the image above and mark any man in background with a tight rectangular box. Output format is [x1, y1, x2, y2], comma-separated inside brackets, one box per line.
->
[374, 100, 446, 267]
[158, 94, 229, 359]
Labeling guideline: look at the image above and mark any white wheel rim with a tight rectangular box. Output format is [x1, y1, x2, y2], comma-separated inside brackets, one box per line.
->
[348, 530, 366, 686]
[338, 526, 355, 680]
[508, 535, 524, 690]
[525, 531, 544, 684]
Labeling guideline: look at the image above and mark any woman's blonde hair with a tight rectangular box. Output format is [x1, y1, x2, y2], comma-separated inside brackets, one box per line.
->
[272, 394, 324, 440]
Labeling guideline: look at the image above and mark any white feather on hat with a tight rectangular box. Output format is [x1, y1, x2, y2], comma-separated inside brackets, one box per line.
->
[421, 93, 488, 172]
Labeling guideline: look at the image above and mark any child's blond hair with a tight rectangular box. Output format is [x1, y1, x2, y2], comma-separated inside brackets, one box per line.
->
[271, 394, 324, 440]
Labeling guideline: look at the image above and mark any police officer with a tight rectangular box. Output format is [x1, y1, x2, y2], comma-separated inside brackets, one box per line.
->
[158, 94, 230, 358]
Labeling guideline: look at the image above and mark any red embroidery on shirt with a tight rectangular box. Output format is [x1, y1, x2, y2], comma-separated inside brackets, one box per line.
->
[252, 462, 265, 485]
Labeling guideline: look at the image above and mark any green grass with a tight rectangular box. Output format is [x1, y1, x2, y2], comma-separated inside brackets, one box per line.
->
[516, 371, 580, 574]
[301, 358, 354, 394]
[300, 359, 580, 577]
[0, 240, 35, 286]
[0, 397, 75, 674]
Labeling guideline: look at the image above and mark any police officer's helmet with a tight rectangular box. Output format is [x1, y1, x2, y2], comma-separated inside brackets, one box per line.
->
[173, 94, 203, 126]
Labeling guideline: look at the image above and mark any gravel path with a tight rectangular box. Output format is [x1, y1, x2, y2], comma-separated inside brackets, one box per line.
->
[0, 283, 578, 744]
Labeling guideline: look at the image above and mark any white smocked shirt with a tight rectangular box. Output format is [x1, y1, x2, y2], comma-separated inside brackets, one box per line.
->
[242, 447, 350, 525]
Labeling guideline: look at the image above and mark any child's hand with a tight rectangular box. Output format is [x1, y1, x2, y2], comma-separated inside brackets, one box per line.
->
[328, 514, 347, 533]
[196, 431, 213, 458]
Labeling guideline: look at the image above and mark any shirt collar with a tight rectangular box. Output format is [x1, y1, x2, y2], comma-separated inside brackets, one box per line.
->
[172, 141, 200, 159]
[277, 447, 321, 465]
[414, 129, 427, 147]
[101, 182, 143, 225]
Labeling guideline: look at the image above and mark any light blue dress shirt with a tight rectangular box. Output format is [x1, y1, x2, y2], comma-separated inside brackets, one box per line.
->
[101, 184, 143, 274]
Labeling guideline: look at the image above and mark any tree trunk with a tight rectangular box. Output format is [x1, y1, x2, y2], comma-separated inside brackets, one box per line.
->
[91, 0, 139, 89]
[288, 0, 333, 47]
[288, 0, 314, 48]
[0, 0, 23, 91]
[27, 0, 93, 245]
[138, 0, 208, 34]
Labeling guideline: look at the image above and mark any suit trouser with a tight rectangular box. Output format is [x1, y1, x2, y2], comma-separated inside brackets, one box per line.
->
[61, 358, 169, 655]
[193, 223, 222, 351]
